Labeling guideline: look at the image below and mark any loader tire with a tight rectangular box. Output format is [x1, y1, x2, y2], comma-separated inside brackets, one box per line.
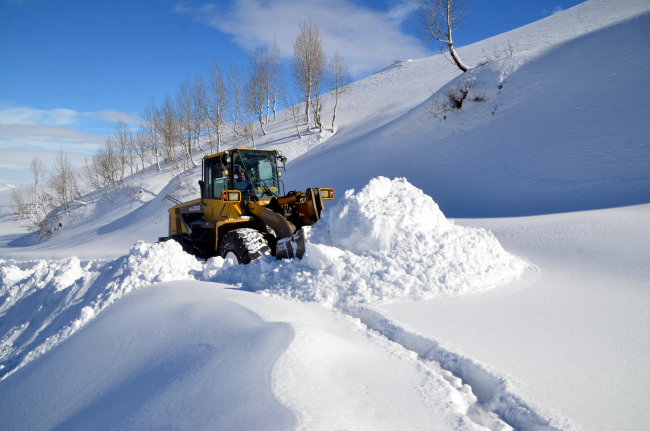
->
[170, 234, 209, 261]
[219, 228, 270, 265]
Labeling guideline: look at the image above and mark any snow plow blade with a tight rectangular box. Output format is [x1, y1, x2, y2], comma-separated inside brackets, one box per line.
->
[275, 228, 308, 260]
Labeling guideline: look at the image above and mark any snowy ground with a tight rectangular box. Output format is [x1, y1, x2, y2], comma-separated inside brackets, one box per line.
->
[1, 0, 649, 430]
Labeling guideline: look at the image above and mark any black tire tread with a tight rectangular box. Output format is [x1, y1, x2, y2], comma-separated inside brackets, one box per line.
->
[218, 228, 270, 264]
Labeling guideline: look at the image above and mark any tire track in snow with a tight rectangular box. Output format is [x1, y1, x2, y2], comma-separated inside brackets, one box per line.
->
[343, 304, 578, 431]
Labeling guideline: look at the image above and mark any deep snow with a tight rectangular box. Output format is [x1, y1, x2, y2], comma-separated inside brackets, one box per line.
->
[1, 0, 649, 430]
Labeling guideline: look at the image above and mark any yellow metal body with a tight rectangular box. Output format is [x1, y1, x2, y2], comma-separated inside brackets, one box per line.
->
[165, 148, 330, 258]
[167, 193, 271, 253]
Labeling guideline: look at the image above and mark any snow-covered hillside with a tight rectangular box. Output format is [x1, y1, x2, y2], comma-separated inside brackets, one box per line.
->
[284, 0, 650, 217]
[1, 1, 649, 430]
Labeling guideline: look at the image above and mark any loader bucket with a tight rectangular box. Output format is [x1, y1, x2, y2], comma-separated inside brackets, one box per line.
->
[275, 228, 308, 260]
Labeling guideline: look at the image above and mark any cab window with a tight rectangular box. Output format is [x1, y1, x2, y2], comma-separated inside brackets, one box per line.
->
[204, 158, 228, 199]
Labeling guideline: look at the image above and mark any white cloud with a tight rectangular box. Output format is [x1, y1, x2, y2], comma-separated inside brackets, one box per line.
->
[0, 107, 80, 126]
[96, 110, 139, 124]
[0, 125, 105, 152]
[0, 106, 136, 183]
[175, 0, 429, 76]
[0, 126, 105, 183]
[0, 106, 138, 127]
[542, 6, 564, 15]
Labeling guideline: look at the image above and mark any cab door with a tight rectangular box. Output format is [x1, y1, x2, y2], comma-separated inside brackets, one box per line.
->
[203, 156, 233, 222]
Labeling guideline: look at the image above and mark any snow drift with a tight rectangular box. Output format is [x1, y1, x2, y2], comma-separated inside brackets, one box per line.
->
[0, 177, 526, 378]
[208, 177, 527, 306]
[0, 240, 203, 380]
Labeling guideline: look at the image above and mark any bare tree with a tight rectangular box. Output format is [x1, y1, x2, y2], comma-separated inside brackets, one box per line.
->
[246, 47, 268, 136]
[192, 74, 207, 152]
[141, 97, 161, 171]
[310, 76, 325, 133]
[29, 156, 44, 196]
[269, 38, 286, 121]
[49, 149, 80, 210]
[327, 52, 353, 133]
[159, 94, 181, 173]
[287, 92, 303, 140]
[135, 126, 150, 172]
[112, 120, 131, 183]
[291, 17, 327, 123]
[207, 59, 229, 153]
[175, 77, 196, 169]
[236, 107, 259, 148]
[227, 60, 244, 132]
[126, 132, 138, 179]
[414, 0, 470, 72]
[81, 154, 103, 192]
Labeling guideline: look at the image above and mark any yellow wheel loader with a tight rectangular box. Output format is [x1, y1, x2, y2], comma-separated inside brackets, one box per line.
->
[158, 148, 333, 264]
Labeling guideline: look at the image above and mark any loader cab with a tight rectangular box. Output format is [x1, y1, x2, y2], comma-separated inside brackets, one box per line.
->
[203, 149, 282, 203]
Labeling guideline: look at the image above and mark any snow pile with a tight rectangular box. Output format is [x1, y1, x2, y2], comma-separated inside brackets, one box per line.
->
[209, 177, 527, 307]
[0, 240, 203, 379]
[326, 177, 453, 253]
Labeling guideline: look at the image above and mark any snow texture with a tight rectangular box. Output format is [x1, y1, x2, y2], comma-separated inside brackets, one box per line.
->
[0, 1, 649, 430]
[209, 177, 527, 307]
[0, 177, 525, 379]
[0, 240, 203, 379]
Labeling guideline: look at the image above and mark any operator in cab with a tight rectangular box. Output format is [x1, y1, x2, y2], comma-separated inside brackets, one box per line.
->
[235, 169, 255, 196]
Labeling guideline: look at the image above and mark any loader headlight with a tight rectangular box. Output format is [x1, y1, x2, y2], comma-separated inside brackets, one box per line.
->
[319, 188, 333, 200]
[221, 190, 241, 202]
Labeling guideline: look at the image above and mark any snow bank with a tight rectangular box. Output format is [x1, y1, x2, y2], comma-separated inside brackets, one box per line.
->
[0, 240, 203, 379]
[209, 177, 527, 307]
[0, 177, 525, 378]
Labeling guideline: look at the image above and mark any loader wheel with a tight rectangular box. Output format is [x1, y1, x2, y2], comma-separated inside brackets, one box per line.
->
[170, 234, 209, 261]
[219, 228, 270, 265]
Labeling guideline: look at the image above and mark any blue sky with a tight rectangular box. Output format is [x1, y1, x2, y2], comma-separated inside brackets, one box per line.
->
[0, 0, 584, 185]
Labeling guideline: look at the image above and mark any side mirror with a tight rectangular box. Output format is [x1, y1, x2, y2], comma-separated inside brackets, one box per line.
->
[215, 167, 223, 179]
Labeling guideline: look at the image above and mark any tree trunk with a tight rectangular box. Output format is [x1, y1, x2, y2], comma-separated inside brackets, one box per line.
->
[259, 117, 267, 135]
[332, 95, 339, 132]
[448, 43, 469, 72]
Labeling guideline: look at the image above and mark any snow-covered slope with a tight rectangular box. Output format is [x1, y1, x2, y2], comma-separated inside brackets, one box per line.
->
[1, 1, 649, 430]
[285, 3, 650, 217]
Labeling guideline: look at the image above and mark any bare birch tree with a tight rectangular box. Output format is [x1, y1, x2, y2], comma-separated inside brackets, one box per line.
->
[175, 77, 196, 169]
[414, 0, 470, 72]
[327, 52, 353, 133]
[112, 120, 131, 183]
[287, 92, 303, 140]
[135, 126, 150, 172]
[49, 149, 80, 210]
[29, 156, 44, 195]
[237, 105, 259, 148]
[227, 60, 244, 132]
[141, 97, 161, 171]
[81, 154, 103, 192]
[192, 74, 207, 152]
[269, 38, 285, 121]
[291, 17, 326, 124]
[159, 94, 181, 173]
[310, 74, 325, 133]
[126, 132, 138, 179]
[207, 59, 229, 153]
[246, 47, 268, 136]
